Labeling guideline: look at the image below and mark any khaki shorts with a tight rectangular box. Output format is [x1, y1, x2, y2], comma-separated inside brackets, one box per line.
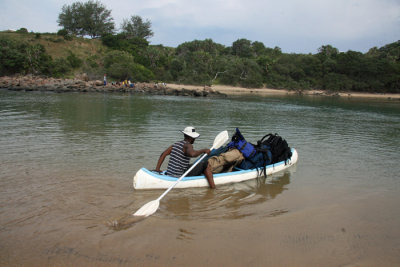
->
[208, 148, 244, 174]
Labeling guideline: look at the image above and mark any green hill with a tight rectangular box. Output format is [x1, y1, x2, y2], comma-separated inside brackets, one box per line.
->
[1, 30, 399, 93]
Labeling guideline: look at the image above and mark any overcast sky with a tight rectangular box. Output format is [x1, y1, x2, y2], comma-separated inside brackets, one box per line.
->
[0, 0, 399, 53]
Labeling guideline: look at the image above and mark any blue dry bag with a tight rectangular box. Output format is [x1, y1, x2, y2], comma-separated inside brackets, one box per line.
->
[227, 128, 256, 159]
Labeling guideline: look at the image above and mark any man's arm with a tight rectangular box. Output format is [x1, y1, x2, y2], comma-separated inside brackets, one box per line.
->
[155, 146, 173, 172]
[184, 143, 210, 157]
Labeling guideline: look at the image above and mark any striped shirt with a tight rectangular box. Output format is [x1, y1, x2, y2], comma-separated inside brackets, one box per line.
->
[166, 140, 190, 177]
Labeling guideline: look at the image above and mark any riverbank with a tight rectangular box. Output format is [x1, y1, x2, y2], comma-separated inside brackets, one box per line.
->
[1, 75, 399, 100]
[168, 83, 400, 100]
[0, 76, 226, 97]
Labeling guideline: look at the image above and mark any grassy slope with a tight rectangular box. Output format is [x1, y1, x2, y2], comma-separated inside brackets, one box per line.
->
[0, 31, 105, 60]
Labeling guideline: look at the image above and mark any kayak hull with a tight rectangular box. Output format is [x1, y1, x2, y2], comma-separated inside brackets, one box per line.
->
[133, 148, 298, 189]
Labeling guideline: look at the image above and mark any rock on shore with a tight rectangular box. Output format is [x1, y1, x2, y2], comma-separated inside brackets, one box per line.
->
[0, 75, 226, 97]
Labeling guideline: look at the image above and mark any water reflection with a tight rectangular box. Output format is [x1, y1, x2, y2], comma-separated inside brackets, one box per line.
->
[157, 171, 292, 220]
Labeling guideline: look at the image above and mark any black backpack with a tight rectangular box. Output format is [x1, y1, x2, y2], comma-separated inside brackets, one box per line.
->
[257, 133, 292, 164]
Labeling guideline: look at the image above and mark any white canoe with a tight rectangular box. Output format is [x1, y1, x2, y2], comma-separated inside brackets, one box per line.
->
[133, 148, 298, 190]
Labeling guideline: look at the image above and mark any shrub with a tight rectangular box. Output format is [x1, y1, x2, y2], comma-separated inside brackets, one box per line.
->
[51, 58, 71, 77]
[67, 52, 83, 68]
[16, 28, 28, 34]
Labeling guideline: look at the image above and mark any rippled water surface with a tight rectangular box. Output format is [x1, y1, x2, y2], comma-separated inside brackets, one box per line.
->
[1, 90, 399, 266]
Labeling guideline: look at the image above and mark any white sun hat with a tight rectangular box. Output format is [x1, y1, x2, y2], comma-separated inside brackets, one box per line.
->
[181, 126, 200, 138]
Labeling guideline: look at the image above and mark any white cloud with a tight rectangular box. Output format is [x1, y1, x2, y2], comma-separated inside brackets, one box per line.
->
[138, 0, 400, 51]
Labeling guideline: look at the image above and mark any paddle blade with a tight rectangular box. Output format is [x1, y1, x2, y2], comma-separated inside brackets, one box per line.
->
[133, 199, 160, 217]
[212, 130, 229, 149]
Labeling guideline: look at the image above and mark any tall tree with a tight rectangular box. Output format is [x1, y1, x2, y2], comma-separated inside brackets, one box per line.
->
[120, 15, 154, 40]
[232, 39, 252, 58]
[58, 0, 114, 38]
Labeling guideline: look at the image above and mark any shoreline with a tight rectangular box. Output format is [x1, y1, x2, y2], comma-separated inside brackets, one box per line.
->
[1, 75, 399, 100]
[168, 83, 400, 100]
[0, 76, 226, 97]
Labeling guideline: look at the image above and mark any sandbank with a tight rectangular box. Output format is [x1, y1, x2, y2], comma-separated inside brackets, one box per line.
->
[167, 83, 400, 100]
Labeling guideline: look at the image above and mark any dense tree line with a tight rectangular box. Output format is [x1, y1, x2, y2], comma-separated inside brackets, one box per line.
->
[0, 0, 399, 93]
[102, 36, 399, 93]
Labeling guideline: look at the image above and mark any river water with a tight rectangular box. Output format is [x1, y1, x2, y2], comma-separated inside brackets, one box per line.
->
[0, 90, 399, 266]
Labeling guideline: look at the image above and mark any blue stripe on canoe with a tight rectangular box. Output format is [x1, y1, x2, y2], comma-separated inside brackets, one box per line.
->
[143, 148, 295, 182]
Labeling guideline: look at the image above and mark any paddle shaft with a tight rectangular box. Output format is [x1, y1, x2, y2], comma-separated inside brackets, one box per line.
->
[157, 147, 213, 201]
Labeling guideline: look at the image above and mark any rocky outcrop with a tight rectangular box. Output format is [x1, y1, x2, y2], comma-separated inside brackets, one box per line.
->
[0, 75, 226, 97]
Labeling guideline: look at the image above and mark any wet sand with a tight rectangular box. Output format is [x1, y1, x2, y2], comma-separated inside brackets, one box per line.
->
[3, 190, 398, 266]
[1, 166, 398, 267]
[124, 193, 400, 266]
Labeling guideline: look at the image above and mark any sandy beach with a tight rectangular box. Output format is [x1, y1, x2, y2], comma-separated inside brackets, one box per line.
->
[167, 83, 400, 100]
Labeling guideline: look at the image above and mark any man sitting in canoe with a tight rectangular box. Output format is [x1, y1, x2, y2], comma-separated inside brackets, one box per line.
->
[155, 126, 216, 188]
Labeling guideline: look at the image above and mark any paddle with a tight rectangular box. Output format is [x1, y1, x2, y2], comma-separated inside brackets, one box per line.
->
[133, 130, 229, 217]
